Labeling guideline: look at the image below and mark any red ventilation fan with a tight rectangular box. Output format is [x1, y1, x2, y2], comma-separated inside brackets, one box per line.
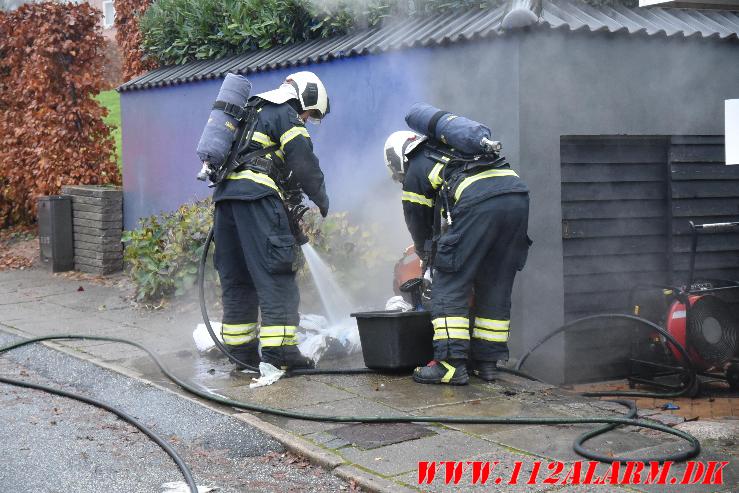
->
[630, 222, 739, 395]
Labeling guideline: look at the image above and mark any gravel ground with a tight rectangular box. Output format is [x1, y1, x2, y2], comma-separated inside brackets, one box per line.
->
[0, 333, 354, 493]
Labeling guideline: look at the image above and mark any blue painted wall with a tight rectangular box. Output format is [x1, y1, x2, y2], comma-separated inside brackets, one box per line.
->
[121, 49, 434, 231]
[121, 32, 738, 380]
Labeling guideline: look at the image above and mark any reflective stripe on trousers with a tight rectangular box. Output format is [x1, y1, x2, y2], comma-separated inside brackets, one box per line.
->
[222, 322, 257, 346]
[432, 316, 471, 341]
[259, 325, 298, 347]
[472, 317, 510, 343]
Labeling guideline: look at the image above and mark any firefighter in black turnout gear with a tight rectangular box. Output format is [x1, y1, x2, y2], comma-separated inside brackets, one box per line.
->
[384, 129, 531, 385]
[213, 71, 330, 370]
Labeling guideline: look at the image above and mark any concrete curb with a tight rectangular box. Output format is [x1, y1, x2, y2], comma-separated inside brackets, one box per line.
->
[232, 412, 345, 470]
[0, 325, 418, 493]
[232, 412, 422, 493]
[334, 465, 421, 493]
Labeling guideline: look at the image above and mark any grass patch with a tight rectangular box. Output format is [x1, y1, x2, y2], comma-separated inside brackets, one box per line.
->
[95, 90, 122, 172]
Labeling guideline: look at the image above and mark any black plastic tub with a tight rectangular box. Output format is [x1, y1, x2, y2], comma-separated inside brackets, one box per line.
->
[351, 310, 433, 370]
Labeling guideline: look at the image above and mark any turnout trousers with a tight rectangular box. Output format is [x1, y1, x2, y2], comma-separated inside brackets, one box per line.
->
[431, 192, 531, 363]
[213, 196, 300, 360]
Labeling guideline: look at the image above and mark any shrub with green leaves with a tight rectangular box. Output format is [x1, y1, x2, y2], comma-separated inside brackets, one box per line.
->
[123, 199, 395, 307]
[122, 199, 213, 302]
[140, 0, 315, 65]
[139, 0, 505, 65]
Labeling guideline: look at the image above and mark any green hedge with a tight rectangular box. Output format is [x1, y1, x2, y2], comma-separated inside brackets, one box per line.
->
[140, 0, 639, 66]
[140, 0, 503, 65]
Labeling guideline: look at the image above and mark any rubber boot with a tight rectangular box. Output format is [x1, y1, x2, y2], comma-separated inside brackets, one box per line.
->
[261, 346, 315, 372]
[413, 360, 469, 385]
[227, 341, 260, 370]
[471, 360, 499, 382]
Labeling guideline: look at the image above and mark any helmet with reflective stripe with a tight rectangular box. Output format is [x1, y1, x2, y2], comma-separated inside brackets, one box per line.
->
[384, 131, 426, 182]
[285, 71, 330, 121]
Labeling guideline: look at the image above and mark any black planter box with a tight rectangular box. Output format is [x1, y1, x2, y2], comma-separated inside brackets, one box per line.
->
[351, 310, 434, 370]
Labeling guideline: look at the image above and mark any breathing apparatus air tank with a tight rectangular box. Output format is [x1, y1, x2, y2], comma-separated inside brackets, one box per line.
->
[196, 74, 252, 180]
[405, 102, 501, 156]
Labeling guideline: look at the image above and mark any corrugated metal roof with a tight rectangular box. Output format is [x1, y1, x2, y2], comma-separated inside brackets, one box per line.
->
[119, 0, 739, 92]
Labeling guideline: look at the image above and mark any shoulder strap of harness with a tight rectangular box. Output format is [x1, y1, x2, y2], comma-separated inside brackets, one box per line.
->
[212, 100, 248, 121]
[208, 99, 271, 186]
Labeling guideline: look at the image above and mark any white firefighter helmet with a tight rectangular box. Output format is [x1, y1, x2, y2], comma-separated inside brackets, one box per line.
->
[287, 71, 330, 121]
[256, 71, 330, 122]
[384, 131, 426, 182]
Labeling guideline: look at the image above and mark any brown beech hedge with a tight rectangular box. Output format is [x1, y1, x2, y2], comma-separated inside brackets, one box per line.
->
[115, 0, 158, 81]
[0, 2, 121, 227]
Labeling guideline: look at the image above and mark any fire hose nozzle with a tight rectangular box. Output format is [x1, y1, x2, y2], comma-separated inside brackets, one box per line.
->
[287, 203, 310, 246]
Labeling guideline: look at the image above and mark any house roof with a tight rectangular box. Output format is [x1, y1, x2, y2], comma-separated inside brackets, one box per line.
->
[118, 0, 739, 92]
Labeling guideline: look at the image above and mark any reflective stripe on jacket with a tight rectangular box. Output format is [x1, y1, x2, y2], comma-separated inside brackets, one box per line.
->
[213, 100, 328, 213]
[401, 143, 528, 259]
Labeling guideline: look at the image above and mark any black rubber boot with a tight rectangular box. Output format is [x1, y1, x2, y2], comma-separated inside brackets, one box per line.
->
[412, 360, 469, 385]
[472, 361, 499, 382]
[261, 346, 315, 372]
[227, 341, 260, 370]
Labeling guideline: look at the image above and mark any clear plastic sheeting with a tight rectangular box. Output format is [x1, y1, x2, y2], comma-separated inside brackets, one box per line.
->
[297, 313, 361, 364]
[161, 481, 216, 493]
[249, 362, 285, 388]
[385, 296, 413, 312]
[193, 316, 362, 365]
[193, 322, 223, 353]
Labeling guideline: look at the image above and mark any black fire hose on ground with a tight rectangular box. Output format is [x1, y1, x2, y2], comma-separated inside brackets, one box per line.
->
[515, 313, 698, 399]
[0, 368, 198, 493]
[0, 335, 700, 472]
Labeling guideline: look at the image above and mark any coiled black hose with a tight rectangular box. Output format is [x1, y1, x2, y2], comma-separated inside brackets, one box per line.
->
[515, 313, 698, 399]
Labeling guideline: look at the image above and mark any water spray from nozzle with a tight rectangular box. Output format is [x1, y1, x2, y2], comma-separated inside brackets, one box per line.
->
[301, 243, 356, 325]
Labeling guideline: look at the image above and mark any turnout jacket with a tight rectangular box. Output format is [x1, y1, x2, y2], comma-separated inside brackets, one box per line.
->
[401, 143, 529, 259]
[213, 99, 329, 211]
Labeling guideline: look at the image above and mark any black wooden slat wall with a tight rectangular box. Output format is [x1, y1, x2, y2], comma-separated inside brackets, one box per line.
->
[561, 135, 739, 321]
[561, 137, 670, 321]
[669, 136, 739, 284]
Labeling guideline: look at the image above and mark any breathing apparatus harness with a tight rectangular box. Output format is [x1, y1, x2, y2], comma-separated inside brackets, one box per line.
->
[208, 97, 309, 245]
[423, 140, 507, 229]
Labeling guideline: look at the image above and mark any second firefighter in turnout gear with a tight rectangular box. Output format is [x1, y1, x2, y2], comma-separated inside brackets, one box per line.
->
[213, 71, 330, 370]
[384, 125, 531, 385]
